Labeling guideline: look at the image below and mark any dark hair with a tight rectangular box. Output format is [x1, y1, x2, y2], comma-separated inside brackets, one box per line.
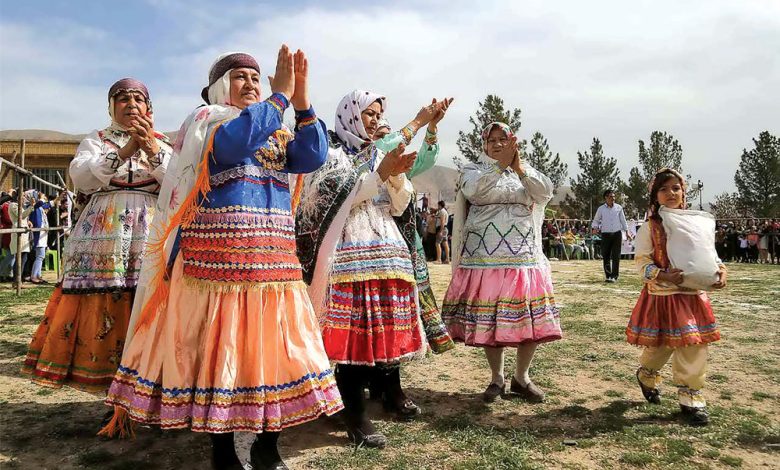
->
[649, 170, 683, 221]
[438, 200, 445, 209]
[603, 189, 615, 198]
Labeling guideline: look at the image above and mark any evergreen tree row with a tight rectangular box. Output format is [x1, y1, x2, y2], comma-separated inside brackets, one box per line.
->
[456, 95, 779, 219]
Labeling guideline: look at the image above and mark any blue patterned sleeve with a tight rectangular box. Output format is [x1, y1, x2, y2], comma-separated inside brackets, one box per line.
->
[213, 93, 289, 166]
[285, 107, 328, 174]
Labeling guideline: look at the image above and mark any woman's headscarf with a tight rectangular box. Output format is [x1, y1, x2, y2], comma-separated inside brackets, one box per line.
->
[480, 121, 515, 155]
[201, 52, 261, 105]
[107, 78, 151, 128]
[648, 167, 688, 217]
[334, 90, 386, 153]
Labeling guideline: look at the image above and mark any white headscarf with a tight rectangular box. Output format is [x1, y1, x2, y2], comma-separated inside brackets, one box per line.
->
[206, 52, 238, 106]
[334, 90, 386, 153]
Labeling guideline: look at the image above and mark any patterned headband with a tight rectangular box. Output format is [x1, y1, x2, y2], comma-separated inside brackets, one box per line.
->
[108, 78, 149, 102]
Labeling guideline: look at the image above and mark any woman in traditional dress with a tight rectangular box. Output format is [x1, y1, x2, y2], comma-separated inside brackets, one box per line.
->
[365, 101, 457, 411]
[442, 122, 562, 403]
[296, 90, 444, 447]
[103, 47, 341, 470]
[22, 78, 172, 392]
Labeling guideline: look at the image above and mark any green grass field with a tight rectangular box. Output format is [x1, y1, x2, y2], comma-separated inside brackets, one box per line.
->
[0, 261, 777, 469]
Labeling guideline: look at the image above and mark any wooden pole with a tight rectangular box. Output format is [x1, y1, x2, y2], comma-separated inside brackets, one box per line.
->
[0, 150, 18, 188]
[14, 140, 25, 295]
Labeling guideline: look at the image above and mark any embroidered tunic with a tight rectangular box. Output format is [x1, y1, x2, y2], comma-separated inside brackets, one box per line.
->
[176, 95, 324, 289]
[458, 160, 552, 269]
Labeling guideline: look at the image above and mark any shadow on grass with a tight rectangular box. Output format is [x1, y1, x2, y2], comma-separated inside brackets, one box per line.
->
[403, 386, 681, 440]
[0, 400, 354, 469]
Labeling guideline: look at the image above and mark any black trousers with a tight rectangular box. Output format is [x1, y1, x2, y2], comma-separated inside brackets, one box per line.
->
[601, 231, 623, 279]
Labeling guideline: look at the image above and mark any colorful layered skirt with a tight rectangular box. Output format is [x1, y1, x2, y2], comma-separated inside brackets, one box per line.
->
[105, 257, 343, 433]
[626, 289, 720, 347]
[321, 278, 425, 365]
[442, 266, 562, 347]
[22, 191, 152, 392]
[412, 234, 454, 354]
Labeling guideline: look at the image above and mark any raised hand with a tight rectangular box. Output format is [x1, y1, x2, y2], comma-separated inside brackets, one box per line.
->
[377, 143, 418, 181]
[412, 101, 438, 128]
[269, 44, 295, 100]
[129, 114, 161, 157]
[290, 49, 310, 110]
[496, 136, 519, 170]
[428, 97, 454, 133]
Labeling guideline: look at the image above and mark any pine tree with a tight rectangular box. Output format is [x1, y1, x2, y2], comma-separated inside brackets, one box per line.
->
[734, 131, 780, 217]
[457, 95, 524, 164]
[710, 192, 754, 219]
[528, 131, 568, 194]
[621, 167, 647, 219]
[638, 131, 684, 180]
[563, 138, 622, 219]
[634, 131, 703, 209]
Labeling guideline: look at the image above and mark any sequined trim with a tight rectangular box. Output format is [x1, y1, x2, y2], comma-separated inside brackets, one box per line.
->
[210, 165, 288, 187]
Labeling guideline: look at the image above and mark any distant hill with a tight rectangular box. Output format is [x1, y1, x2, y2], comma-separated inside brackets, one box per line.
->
[0, 129, 179, 141]
[0, 129, 85, 141]
[410, 165, 459, 203]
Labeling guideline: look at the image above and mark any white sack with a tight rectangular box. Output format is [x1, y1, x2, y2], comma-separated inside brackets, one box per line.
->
[659, 206, 720, 291]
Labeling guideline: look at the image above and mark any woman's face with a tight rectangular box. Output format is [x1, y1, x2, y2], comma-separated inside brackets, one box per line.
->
[113, 91, 149, 128]
[485, 127, 509, 159]
[361, 101, 383, 139]
[229, 67, 261, 109]
[656, 176, 685, 209]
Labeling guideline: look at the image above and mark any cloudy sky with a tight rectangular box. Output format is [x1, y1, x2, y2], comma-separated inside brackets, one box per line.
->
[1, 0, 778, 200]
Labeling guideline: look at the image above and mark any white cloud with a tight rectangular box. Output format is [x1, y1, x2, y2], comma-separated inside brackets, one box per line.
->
[1, 0, 778, 200]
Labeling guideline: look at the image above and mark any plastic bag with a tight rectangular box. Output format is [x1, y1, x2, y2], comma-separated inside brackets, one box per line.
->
[659, 206, 720, 291]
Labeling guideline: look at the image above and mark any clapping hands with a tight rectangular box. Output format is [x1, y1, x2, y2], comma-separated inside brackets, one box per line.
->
[269, 45, 311, 111]
[377, 143, 417, 181]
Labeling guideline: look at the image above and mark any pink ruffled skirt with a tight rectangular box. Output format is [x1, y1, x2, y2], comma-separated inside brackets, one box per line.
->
[442, 267, 562, 347]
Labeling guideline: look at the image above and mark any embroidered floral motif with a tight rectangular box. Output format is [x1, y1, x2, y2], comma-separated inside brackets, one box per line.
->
[254, 130, 293, 171]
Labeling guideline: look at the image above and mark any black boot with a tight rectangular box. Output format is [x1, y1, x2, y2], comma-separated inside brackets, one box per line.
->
[336, 365, 387, 449]
[381, 367, 421, 420]
[250, 432, 288, 470]
[209, 432, 243, 470]
[680, 405, 710, 426]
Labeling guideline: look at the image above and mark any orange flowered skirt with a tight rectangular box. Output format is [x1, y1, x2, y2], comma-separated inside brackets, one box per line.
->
[626, 289, 720, 348]
[105, 256, 343, 433]
[22, 286, 132, 393]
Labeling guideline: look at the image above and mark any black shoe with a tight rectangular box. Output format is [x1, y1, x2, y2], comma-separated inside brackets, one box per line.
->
[636, 369, 661, 404]
[346, 426, 387, 449]
[482, 382, 504, 403]
[249, 433, 288, 470]
[508, 376, 545, 403]
[383, 395, 421, 421]
[211, 432, 243, 470]
[680, 405, 709, 426]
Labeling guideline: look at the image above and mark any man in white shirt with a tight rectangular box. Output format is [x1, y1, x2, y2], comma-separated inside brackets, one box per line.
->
[591, 189, 632, 282]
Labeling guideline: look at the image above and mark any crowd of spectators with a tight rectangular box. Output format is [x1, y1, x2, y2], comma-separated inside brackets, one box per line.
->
[715, 219, 780, 264]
